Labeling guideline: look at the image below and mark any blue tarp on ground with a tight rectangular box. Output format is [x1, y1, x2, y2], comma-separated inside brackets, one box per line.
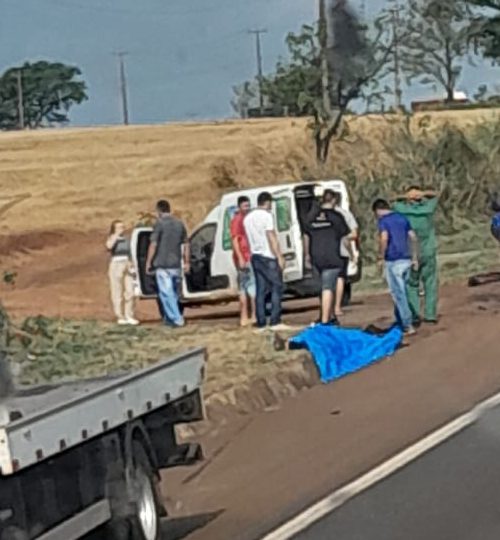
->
[289, 325, 403, 383]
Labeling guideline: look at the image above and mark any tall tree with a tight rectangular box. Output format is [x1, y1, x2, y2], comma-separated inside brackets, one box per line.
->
[313, 0, 394, 162]
[0, 61, 88, 129]
[468, 0, 500, 60]
[231, 82, 259, 118]
[264, 1, 393, 162]
[398, 0, 472, 102]
[231, 1, 393, 162]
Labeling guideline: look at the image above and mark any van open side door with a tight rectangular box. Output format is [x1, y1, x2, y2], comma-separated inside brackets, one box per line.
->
[181, 220, 232, 302]
[272, 188, 303, 283]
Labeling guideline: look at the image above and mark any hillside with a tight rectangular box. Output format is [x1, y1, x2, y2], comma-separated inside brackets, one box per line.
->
[0, 108, 498, 320]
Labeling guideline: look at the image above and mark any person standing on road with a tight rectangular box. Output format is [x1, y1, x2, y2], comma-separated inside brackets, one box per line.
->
[244, 192, 287, 331]
[373, 199, 419, 335]
[145, 200, 190, 328]
[330, 191, 359, 317]
[231, 196, 256, 327]
[392, 187, 439, 325]
[306, 203, 350, 325]
[106, 220, 139, 326]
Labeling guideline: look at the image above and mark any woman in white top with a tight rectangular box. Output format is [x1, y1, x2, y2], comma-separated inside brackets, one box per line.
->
[106, 220, 139, 325]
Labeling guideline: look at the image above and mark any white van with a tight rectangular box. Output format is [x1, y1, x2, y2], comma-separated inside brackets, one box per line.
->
[131, 179, 361, 305]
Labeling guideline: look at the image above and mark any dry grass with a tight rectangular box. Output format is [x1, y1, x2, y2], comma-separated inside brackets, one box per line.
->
[4, 312, 305, 404]
[1, 109, 498, 236]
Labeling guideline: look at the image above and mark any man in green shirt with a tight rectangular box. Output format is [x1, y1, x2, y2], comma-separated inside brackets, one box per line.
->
[392, 187, 439, 325]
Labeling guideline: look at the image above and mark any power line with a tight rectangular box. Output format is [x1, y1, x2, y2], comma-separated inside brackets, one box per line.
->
[248, 28, 267, 115]
[113, 51, 130, 125]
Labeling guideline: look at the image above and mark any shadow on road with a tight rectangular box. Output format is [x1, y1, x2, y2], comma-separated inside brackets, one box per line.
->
[161, 510, 224, 540]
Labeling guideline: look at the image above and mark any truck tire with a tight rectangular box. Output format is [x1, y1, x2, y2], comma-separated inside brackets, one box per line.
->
[117, 441, 162, 540]
[128, 442, 161, 540]
[105, 440, 161, 540]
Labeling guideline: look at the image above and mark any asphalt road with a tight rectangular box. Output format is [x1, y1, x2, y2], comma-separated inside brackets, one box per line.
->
[157, 282, 500, 540]
[294, 404, 500, 540]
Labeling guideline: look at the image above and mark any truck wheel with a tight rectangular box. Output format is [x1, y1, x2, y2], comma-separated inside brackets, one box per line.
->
[127, 442, 161, 540]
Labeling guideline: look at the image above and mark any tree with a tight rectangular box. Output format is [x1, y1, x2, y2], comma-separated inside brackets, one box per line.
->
[312, 0, 394, 162]
[468, 0, 500, 60]
[231, 81, 259, 119]
[261, 24, 322, 118]
[398, 0, 472, 102]
[265, 1, 393, 162]
[230, 1, 393, 162]
[0, 61, 88, 129]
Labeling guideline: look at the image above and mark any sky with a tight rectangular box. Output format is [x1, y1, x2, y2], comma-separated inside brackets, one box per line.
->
[1, 0, 498, 126]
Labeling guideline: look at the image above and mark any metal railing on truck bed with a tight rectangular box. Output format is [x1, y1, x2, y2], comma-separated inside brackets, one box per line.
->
[0, 348, 206, 475]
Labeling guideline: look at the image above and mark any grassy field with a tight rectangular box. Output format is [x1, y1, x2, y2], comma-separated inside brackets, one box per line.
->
[0, 108, 498, 237]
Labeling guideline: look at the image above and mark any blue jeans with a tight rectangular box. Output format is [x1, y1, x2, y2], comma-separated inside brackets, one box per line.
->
[156, 268, 184, 327]
[385, 259, 413, 330]
[251, 255, 283, 328]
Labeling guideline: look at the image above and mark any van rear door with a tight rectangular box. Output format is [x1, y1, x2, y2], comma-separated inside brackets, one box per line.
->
[318, 180, 361, 283]
[272, 188, 303, 283]
[130, 227, 157, 298]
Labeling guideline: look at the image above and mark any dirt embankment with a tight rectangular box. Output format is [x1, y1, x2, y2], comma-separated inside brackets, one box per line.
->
[0, 109, 496, 323]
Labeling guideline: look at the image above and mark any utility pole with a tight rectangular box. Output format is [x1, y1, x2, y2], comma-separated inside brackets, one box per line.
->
[360, 0, 366, 20]
[319, 0, 332, 116]
[113, 51, 130, 125]
[248, 29, 267, 116]
[16, 70, 24, 130]
[390, 4, 402, 110]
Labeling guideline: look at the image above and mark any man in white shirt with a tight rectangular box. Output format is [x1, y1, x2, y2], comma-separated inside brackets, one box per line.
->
[244, 192, 286, 330]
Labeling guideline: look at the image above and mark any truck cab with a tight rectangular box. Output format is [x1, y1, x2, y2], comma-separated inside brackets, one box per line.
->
[131, 179, 361, 304]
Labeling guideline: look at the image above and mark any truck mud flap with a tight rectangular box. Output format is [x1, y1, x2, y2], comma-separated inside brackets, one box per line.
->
[164, 443, 203, 468]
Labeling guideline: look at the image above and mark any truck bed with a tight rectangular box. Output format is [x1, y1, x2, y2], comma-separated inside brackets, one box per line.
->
[0, 348, 205, 475]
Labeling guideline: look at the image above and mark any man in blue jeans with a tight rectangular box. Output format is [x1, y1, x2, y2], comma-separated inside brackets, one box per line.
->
[373, 199, 419, 335]
[244, 191, 288, 332]
[146, 199, 190, 327]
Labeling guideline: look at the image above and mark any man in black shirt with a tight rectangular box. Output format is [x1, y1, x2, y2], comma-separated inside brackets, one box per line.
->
[306, 208, 350, 325]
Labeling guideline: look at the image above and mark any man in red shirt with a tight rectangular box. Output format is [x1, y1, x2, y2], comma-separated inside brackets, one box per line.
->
[231, 195, 256, 327]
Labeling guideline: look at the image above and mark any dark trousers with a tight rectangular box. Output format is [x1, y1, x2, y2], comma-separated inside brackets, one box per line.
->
[251, 255, 283, 327]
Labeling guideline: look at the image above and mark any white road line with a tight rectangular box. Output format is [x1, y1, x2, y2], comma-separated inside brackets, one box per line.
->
[261, 390, 500, 540]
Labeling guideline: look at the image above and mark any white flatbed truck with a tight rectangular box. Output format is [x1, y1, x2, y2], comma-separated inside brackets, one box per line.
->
[0, 348, 206, 540]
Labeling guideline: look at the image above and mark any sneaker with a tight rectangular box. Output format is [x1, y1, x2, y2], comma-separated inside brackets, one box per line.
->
[253, 327, 269, 335]
[269, 323, 293, 332]
[117, 319, 128, 326]
[404, 325, 417, 336]
[126, 318, 140, 326]
[312, 318, 339, 327]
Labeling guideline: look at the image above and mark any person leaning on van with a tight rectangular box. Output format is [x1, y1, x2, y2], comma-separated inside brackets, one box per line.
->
[230, 195, 256, 327]
[145, 200, 190, 328]
[105, 220, 139, 326]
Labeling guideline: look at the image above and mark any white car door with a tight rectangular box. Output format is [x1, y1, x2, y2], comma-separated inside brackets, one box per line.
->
[130, 227, 156, 298]
[181, 221, 234, 302]
[271, 188, 303, 283]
